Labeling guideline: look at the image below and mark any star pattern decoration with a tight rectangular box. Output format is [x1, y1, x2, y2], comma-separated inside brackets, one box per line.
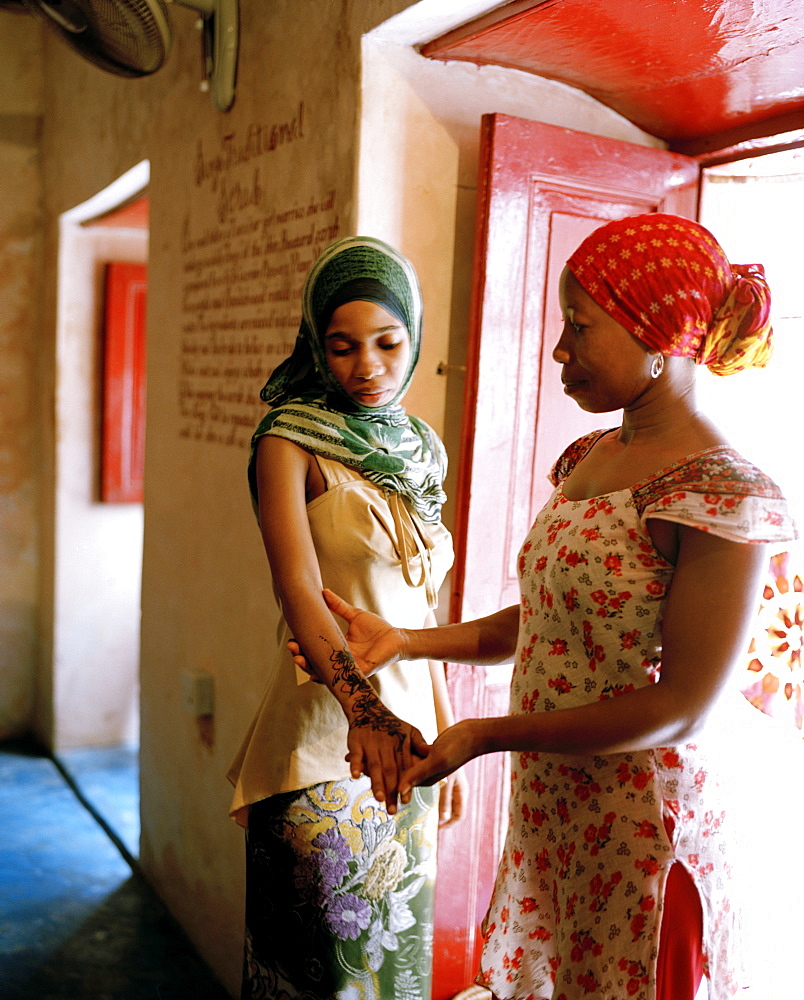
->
[742, 549, 804, 732]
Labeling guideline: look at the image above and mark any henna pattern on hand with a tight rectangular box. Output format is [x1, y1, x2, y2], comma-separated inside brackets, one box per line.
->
[326, 644, 406, 747]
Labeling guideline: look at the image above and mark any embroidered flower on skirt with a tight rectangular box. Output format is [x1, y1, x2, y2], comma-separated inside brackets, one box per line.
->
[242, 775, 438, 1000]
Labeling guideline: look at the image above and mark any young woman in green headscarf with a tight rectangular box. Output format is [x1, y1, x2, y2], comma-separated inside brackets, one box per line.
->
[297, 216, 800, 1000]
[228, 237, 463, 1000]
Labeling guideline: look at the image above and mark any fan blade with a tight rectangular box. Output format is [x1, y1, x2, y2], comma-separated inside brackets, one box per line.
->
[36, 0, 88, 32]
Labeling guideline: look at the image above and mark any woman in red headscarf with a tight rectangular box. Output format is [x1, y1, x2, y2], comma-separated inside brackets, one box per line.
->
[292, 214, 802, 1000]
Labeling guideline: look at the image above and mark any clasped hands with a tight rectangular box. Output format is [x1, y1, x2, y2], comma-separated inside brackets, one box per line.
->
[288, 589, 468, 826]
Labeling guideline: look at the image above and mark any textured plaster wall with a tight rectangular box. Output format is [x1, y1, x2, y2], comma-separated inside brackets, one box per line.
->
[0, 18, 43, 739]
[32, 18, 170, 751]
[0, 0, 668, 992]
[18, 0, 414, 991]
[136, 1, 413, 991]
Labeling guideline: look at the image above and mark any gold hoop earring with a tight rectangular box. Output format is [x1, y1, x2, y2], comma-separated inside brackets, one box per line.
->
[650, 354, 665, 379]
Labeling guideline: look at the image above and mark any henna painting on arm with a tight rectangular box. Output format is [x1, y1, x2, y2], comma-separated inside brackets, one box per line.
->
[326, 644, 406, 747]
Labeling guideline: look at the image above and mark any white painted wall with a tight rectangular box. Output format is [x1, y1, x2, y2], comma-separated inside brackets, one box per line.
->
[53, 168, 149, 749]
[357, 19, 664, 555]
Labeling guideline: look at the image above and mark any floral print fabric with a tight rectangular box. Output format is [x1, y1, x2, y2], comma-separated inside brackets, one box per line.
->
[741, 547, 804, 730]
[242, 776, 437, 1000]
[477, 433, 797, 1000]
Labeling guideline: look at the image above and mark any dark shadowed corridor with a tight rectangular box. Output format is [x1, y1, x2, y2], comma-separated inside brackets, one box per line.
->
[0, 738, 230, 1000]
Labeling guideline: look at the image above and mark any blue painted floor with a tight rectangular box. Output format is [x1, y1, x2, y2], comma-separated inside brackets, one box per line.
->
[56, 742, 141, 864]
[0, 737, 231, 1000]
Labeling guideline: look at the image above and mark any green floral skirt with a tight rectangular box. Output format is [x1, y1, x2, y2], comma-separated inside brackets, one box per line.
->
[241, 775, 438, 1000]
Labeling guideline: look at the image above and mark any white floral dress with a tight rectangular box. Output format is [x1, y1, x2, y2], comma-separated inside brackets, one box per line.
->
[478, 431, 797, 1000]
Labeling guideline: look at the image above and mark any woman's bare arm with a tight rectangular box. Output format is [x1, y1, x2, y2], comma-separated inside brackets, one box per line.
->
[254, 435, 427, 812]
[320, 590, 519, 671]
[401, 526, 768, 793]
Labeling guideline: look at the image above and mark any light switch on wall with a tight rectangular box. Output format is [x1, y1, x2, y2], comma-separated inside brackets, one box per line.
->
[182, 670, 214, 717]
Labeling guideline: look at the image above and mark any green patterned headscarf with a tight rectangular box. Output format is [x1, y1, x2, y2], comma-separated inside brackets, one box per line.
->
[249, 236, 447, 523]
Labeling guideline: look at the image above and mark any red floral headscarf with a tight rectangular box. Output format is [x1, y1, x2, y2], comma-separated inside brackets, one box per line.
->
[566, 214, 773, 376]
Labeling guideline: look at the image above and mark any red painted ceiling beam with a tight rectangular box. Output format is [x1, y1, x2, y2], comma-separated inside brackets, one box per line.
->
[422, 0, 804, 148]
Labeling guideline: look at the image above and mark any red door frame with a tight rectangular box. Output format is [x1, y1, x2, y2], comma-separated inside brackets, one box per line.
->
[431, 114, 699, 1000]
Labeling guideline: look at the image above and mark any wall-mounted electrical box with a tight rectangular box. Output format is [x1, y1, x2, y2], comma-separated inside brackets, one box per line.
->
[182, 670, 214, 717]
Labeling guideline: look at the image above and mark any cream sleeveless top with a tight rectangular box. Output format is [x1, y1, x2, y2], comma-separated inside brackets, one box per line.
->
[227, 455, 454, 827]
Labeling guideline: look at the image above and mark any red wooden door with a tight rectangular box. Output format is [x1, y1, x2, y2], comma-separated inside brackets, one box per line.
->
[101, 262, 148, 503]
[431, 114, 699, 999]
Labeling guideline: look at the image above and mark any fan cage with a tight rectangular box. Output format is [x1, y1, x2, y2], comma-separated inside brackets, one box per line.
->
[25, 0, 171, 76]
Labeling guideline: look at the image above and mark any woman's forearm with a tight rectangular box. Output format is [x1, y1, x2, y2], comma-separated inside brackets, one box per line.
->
[443, 528, 767, 758]
[399, 677, 715, 796]
[464, 679, 710, 760]
[404, 605, 519, 666]
[278, 577, 378, 721]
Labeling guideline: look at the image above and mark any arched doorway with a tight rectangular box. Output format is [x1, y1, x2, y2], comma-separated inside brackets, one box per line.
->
[51, 162, 150, 859]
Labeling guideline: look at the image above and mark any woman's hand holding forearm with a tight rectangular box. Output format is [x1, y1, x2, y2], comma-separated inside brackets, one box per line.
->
[315, 589, 410, 674]
[320, 589, 520, 667]
[400, 720, 482, 797]
[325, 641, 428, 813]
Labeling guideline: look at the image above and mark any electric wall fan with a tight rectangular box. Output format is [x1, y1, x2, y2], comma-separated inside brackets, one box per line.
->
[0, 0, 238, 111]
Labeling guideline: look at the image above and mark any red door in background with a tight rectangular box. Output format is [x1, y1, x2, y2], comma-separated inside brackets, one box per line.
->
[431, 114, 699, 999]
[102, 262, 148, 503]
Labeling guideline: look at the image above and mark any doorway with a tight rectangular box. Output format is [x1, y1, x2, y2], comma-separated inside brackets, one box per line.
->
[697, 146, 804, 527]
[51, 163, 150, 860]
[437, 120, 803, 999]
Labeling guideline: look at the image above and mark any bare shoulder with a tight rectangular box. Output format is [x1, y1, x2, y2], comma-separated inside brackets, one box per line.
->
[637, 411, 732, 467]
[563, 414, 732, 501]
[255, 434, 325, 503]
[255, 434, 312, 473]
[255, 435, 311, 494]
[677, 411, 732, 451]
